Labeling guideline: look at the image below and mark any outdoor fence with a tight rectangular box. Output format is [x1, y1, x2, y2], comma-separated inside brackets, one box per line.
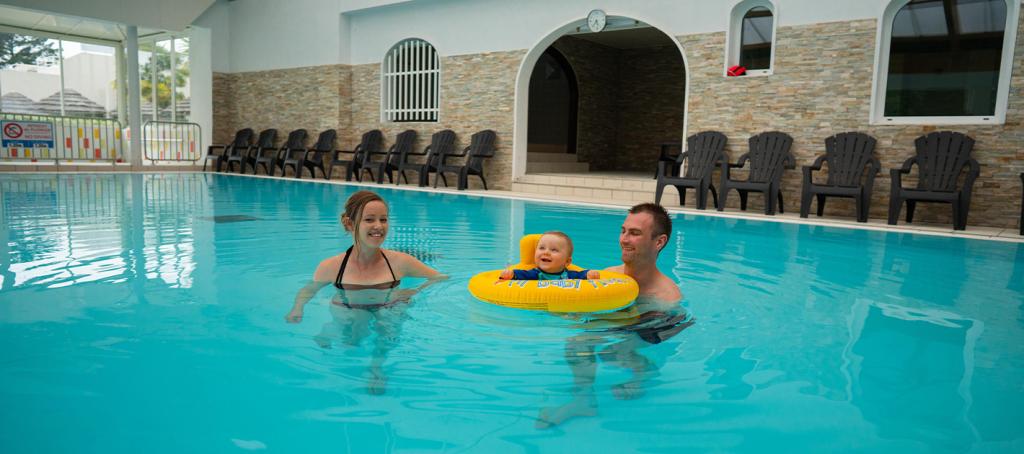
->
[142, 120, 203, 162]
[0, 114, 203, 165]
[0, 113, 124, 163]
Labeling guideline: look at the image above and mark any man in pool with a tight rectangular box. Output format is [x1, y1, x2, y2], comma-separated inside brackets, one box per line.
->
[537, 202, 689, 429]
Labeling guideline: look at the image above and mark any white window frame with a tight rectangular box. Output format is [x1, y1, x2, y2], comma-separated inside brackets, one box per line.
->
[724, 0, 778, 77]
[869, 0, 1020, 125]
[380, 38, 441, 123]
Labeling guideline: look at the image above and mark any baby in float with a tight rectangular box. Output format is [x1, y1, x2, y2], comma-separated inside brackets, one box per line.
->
[499, 231, 600, 281]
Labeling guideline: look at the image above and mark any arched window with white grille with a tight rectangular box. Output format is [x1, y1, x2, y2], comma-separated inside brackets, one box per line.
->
[382, 39, 440, 122]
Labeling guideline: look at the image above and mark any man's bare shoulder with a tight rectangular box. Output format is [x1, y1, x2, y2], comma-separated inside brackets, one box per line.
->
[603, 264, 625, 273]
[639, 272, 681, 304]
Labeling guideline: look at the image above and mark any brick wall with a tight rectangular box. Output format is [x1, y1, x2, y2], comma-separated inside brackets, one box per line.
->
[551, 38, 686, 172]
[615, 46, 686, 172]
[551, 37, 619, 168]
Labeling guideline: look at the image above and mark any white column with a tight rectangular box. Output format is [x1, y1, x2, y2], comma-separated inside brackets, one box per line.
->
[126, 25, 143, 168]
[116, 43, 127, 123]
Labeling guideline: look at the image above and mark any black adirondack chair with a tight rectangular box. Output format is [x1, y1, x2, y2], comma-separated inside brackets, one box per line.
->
[435, 129, 497, 190]
[398, 129, 456, 187]
[654, 131, 727, 210]
[203, 128, 253, 172]
[328, 130, 383, 181]
[364, 130, 416, 184]
[271, 129, 309, 177]
[245, 129, 278, 175]
[888, 131, 979, 230]
[718, 131, 795, 215]
[655, 142, 684, 179]
[799, 132, 880, 222]
[300, 129, 336, 179]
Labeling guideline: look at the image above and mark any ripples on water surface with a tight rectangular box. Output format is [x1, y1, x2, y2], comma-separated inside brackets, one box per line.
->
[1, 173, 1022, 453]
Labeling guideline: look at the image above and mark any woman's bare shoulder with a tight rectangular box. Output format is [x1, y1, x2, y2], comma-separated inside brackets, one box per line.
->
[383, 249, 439, 278]
[313, 254, 344, 282]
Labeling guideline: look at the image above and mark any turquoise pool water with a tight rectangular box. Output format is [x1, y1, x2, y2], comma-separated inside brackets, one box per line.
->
[1, 173, 1022, 453]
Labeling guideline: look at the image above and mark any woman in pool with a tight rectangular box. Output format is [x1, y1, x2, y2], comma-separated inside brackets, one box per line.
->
[285, 189, 444, 393]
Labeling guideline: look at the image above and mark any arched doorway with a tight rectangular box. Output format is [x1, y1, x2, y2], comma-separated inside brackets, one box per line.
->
[513, 15, 689, 181]
[527, 48, 578, 156]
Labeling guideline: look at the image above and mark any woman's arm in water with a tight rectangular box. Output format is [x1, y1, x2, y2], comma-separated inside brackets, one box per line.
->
[285, 257, 338, 323]
[285, 280, 330, 323]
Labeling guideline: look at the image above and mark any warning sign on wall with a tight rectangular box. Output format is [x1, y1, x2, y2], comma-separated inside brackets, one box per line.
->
[2, 120, 56, 149]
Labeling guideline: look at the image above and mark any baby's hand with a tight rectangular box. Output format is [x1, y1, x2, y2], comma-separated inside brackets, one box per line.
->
[499, 269, 514, 280]
[586, 270, 600, 279]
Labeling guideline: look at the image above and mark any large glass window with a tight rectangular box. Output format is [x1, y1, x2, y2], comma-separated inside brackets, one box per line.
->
[1, 34, 117, 119]
[0, 33, 61, 115]
[382, 39, 440, 122]
[883, 0, 1008, 117]
[740, 7, 774, 71]
[139, 36, 190, 122]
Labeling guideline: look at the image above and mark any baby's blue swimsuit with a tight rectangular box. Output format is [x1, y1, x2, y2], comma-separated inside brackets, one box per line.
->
[511, 268, 591, 280]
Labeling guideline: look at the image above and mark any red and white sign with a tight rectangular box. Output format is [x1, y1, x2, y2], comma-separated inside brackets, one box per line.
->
[1, 120, 56, 148]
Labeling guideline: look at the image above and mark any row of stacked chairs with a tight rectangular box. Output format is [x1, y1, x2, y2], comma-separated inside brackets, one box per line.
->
[203, 128, 497, 190]
[654, 130, 993, 231]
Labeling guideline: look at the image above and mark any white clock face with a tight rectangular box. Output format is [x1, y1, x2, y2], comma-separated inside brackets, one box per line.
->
[587, 9, 606, 32]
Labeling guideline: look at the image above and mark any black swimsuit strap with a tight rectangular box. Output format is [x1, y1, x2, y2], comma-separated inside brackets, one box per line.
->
[334, 245, 398, 289]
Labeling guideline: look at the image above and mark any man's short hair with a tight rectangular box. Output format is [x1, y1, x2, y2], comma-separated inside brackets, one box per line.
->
[629, 203, 671, 249]
[542, 230, 573, 256]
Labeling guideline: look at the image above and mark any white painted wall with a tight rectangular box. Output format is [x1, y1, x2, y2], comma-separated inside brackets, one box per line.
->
[189, 26, 214, 155]
[192, 0, 231, 73]
[346, 0, 889, 64]
[194, 0, 895, 71]
[225, 0, 343, 73]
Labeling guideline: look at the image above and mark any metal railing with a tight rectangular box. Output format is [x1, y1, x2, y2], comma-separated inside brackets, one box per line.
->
[0, 113, 124, 163]
[142, 120, 203, 162]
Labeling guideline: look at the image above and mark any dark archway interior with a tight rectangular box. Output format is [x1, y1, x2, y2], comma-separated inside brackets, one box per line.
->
[526, 25, 686, 174]
[527, 48, 577, 154]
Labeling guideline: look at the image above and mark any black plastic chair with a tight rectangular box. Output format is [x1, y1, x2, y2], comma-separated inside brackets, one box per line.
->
[272, 129, 309, 177]
[329, 130, 383, 181]
[398, 129, 456, 187]
[203, 128, 253, 172]
[888, 131, 979, 231]
[245, 129, 278, 175]
[435, 130, 496, 190]
[300, 130, 336, 179]
[800, 132, 880, 222]
[654, 131, 727, 210]
[655, 142, 683, 179]
[364, 130, 416, 184]
[718, 131, 795, 215]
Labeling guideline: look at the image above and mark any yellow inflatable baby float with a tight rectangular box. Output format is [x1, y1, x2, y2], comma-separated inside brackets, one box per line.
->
[468, 234, 639, 313]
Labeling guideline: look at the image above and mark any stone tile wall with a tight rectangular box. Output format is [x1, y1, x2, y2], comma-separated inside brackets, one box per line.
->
[348, 50, 524, 189]
[212, 64, 350, 171]
[680, 14, 1024, 228]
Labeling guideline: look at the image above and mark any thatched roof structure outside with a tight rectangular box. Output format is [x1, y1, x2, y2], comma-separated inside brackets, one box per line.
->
[0, 92, 44, 115]
[35, 89, 106, 118]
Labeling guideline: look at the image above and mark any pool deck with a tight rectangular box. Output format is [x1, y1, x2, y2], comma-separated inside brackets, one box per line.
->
[252, 171, 1024, 244]
[5, 169, 1022, 243]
